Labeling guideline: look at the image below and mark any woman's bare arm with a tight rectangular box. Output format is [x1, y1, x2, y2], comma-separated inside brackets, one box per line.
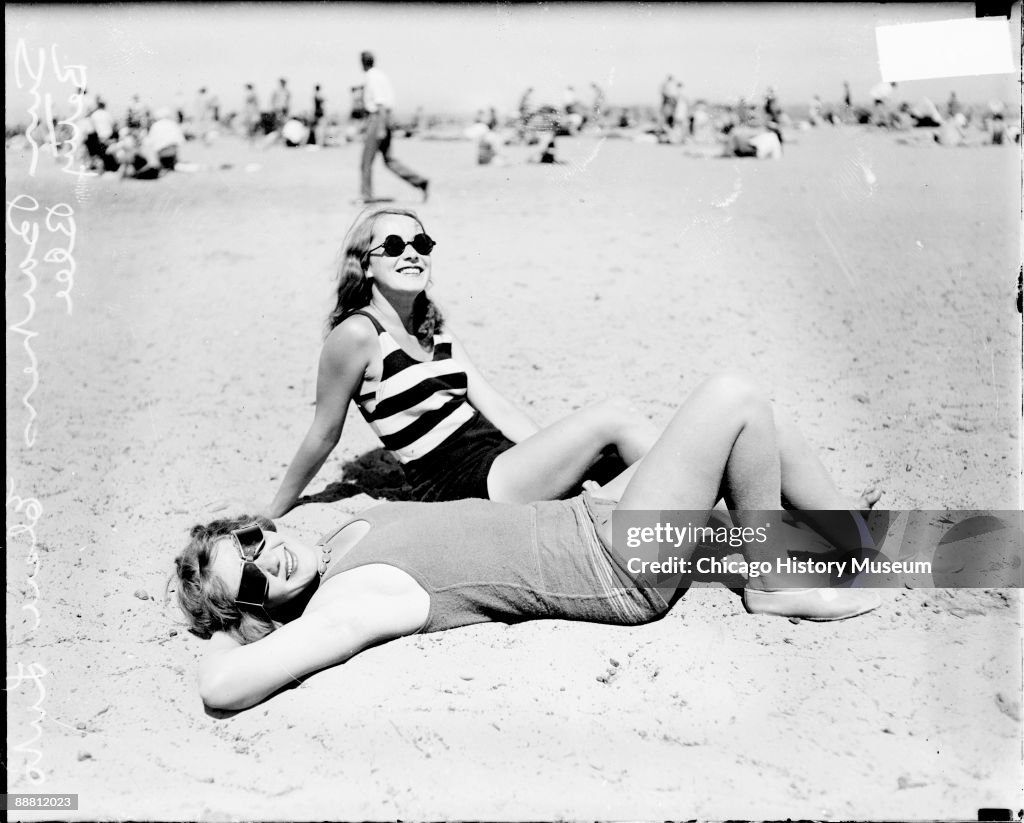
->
[198, 565, 429, 711]
[265, 320, 376, 518]
[449, 331, 540, 443]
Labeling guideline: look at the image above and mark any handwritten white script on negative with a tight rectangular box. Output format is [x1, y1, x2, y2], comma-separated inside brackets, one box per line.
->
[14, 38, 95, 181]
[9, 39, 87, 448]
[6, 194, 79, 448]
[6, 39, 91, 787]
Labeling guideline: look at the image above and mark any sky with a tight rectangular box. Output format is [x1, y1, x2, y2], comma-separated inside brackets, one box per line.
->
[5, 2, 1021, 122]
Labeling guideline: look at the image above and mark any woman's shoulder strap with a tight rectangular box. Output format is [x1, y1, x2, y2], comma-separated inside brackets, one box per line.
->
[340, 309, 385, 334]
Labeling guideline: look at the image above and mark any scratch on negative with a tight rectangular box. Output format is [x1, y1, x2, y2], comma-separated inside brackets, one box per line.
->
[814, 208, 859, 288]
[712, 169, 742, 209]
[560, 136, 608, 181]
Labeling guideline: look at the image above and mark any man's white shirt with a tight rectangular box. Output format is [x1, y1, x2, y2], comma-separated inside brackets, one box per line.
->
[363, 67, 395, 113]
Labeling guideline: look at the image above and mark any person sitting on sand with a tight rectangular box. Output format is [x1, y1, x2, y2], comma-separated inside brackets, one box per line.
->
[265, 207, 659, 517]
[933, 115, 967, 147]
[145, 108, 186, 169]
[722, 123, 782, 159]
[176, 373, 883, 712]
[266, 208, 878, 518]
[110, 109, 186, 180]
[281, 118, 310, 148]
[985, 100, 1008, 146]
[533, 132, 565, 164]
[83, 100, 119, 172]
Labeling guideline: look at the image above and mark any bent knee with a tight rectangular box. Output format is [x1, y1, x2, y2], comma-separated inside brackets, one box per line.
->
[595, 396, 639, 418]
[701, 372, 771, 411]
[590, 397, 644, 434]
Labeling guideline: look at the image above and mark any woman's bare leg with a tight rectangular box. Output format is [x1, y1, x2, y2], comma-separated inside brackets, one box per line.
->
[603, 374, 879, 620]
[487, 398, 659, 503]
[612, 373, 780, 521]
[592, 411, 881, 511]
[775, 416, 881, 510]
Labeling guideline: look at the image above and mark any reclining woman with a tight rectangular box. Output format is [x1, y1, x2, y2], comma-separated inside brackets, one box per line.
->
[177, 373, 882, 712]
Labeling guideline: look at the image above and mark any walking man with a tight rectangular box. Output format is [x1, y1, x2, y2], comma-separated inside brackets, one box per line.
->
[359, 50, 429, 203]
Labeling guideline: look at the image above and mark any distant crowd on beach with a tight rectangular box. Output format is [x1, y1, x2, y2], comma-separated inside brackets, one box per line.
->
[67, 79, 334, 178]
[8, 68, 1017, 182]
[77, 94, 188, 179]
[463, 76, 1018, 165]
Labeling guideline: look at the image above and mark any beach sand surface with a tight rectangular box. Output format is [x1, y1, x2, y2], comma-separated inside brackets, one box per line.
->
[6, 127, 1021, 821]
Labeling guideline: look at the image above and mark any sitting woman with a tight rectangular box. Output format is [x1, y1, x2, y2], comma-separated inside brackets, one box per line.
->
[265, 207, 661, 516]
[176, 374, 882, 712]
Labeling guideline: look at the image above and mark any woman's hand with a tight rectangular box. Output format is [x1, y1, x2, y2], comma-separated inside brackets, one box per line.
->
[198, 496, 267, 523]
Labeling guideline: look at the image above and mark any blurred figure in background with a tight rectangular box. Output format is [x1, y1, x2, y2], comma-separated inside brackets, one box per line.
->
[83, 99, 119, 172]
[124, 93, 145, 130]
[808, 94, 823, 126]
[869, 80, 897, 127]
[271, 78, 291, 132]
[358, 50, 429, 203]
[659, 74, 677, 131]
[468, 110, 501, 165]
[515, 86, 534, 142]
[193, 87, 210, 133]
[282, 118, 310, 147]
[146, 107, 186, 168]
[174, 90, 187, 124]
[673, 81, 689, 141]
[722, 113, 782, 159]
[311, 83, 326, 146]
[243, 83, 261, 144]
[764, 87, 782, 123]
[691, 100, 712, 141]
[590, 82, 606, 126]
[986, 99, 1007, 145]
[946, 91, 962, 120]
[563, 85, 580, 116]
[563, 85, 582, 133]
[112, 106, 186, 180]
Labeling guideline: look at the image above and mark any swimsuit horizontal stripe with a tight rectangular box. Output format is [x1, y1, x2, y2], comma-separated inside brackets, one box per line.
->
[373, 372, 468, 419]
[346, 311, 479, 465]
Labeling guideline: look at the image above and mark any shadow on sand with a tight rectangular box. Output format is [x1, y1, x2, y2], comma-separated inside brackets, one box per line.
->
[300, 445, 632, 506]
[300, 448, 414, 504]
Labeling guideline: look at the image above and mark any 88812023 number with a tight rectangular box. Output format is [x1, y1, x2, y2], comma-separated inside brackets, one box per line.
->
[7, 794, 78, 810]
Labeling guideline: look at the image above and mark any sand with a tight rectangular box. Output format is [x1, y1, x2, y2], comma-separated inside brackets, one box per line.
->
[5, 125, 1021, 821]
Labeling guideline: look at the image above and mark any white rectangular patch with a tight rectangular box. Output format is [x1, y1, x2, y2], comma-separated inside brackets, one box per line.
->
[875, 17, 1014, 82]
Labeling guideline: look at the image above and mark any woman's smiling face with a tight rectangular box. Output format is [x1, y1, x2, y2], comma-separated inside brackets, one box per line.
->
[365, 214, 432, 295]
[209, 526, 320, 610]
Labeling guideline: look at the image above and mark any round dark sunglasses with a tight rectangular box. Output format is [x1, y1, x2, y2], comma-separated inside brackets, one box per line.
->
[230, 523, 270, 610]
[367, 233, 436, 258]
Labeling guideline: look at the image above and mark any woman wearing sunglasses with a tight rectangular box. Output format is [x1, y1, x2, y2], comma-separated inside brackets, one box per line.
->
[177, 373, 881, 711]
[265, 206, 663, 518]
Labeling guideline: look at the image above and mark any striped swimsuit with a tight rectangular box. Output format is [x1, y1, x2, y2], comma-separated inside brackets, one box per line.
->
[347, 311, 514, 501]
